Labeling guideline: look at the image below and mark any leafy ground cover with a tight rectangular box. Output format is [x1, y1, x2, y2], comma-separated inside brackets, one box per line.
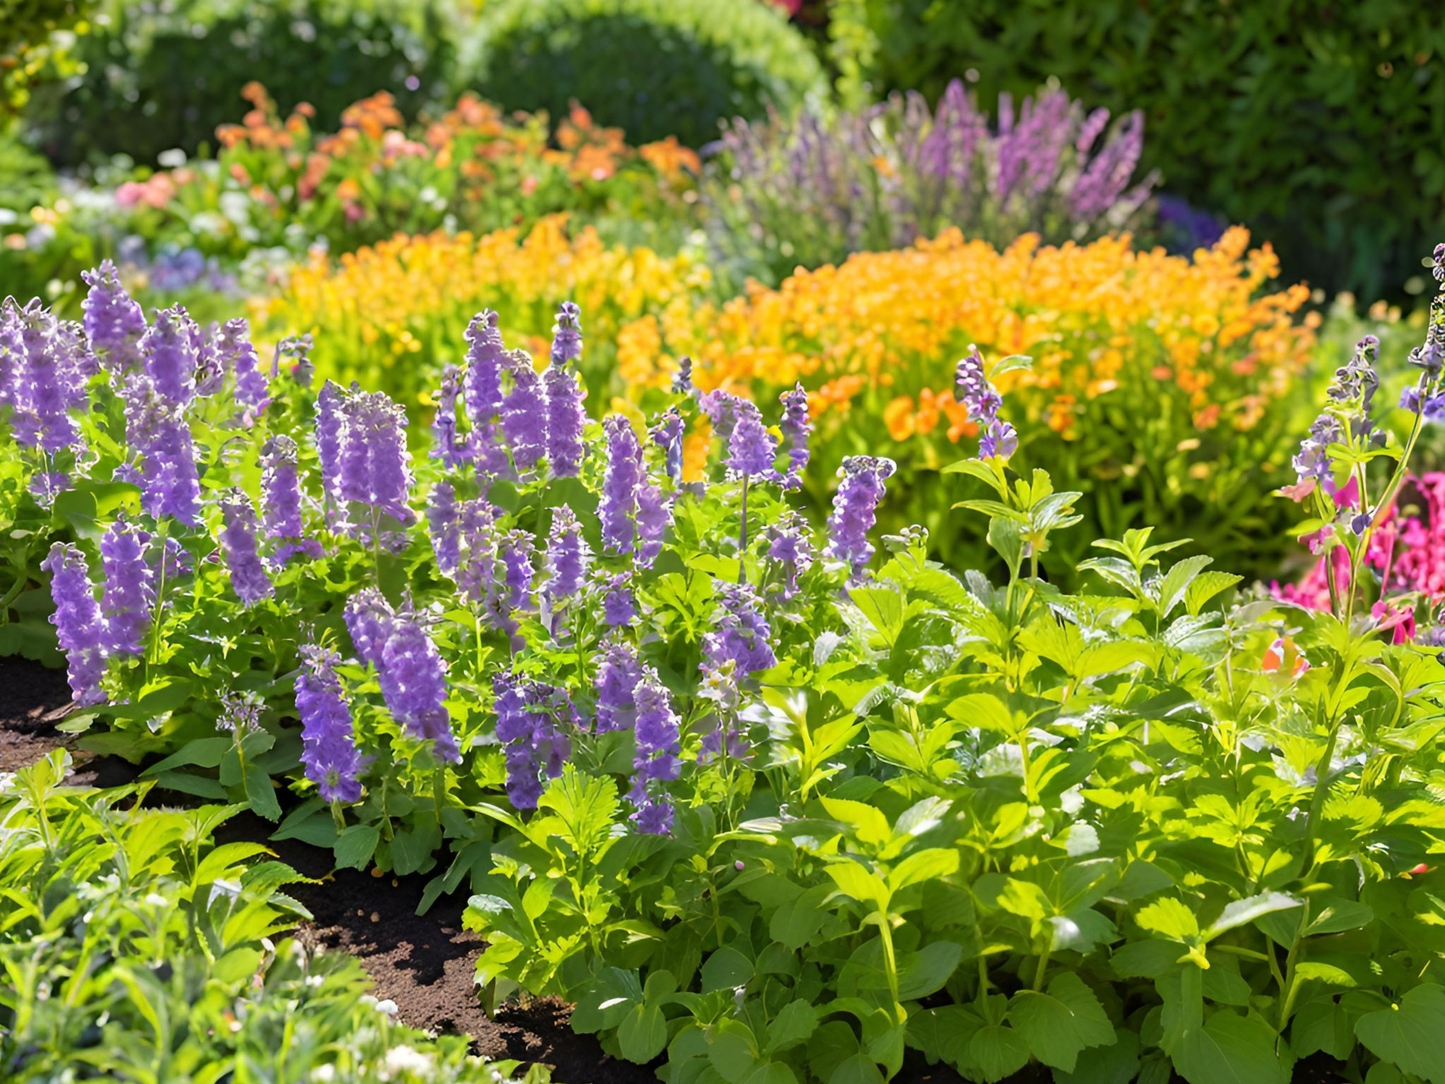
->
[3, 249, 1445, 1083]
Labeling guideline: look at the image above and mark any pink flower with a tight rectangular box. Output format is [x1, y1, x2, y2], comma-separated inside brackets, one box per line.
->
[115, 182, 145, 208]
[1372, 600, 1417, 644]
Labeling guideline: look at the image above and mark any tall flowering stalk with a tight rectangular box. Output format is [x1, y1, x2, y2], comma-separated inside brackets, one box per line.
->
[601, 416, 643, 554]
[296, 643, 365, 804]
[99, 514, 155, 658]
[544, 302, 587, 478]
[42, 542, 107, 705]
[261, 435, 321, 565]
[218, 490, 274, 606]
[81, 259, 146, 372]
[140, 305, 200, 405]
[629, 666, 680, 836]
[827, 456, 897, 581]
[463, 311, 509, 478]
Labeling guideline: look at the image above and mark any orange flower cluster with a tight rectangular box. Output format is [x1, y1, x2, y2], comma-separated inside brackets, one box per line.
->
[620, 228, 1315, 448]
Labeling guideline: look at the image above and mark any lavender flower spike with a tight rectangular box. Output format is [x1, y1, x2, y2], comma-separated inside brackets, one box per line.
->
[430, 364, 470, 470]
[546, 504, 591, 604]
[378, 610, 460, 763]
[262, 435, 321, 564]
[463, 311, 508, 477]
[218, 490, 274, 606]
[544, 349, 587, 478]
[502, 350, 548, 472]
[344, 588, 395, 669]
[81, 260, 146, 372]
[636, 482, 671, 570]
[827, 456, 897, 581]
[778, 383, 810, 490]
[100, 513, 155, 658]
[955, 346, 1018, 460]
[296, 643, 365, 803]
[727, 411, 778, 481]
[629, 666, 681, 836]
[601, 415, 643, 553]
[595, 640, 641, 733]
[140, 304, 199, 405]
[42, 542, 107, 705]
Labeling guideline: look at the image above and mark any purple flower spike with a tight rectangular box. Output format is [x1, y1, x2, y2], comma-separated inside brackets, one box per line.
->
[544, 361, 587, 479]
[378, 609, 460, 763]
[494, 672, 573, 809]
[763, 513, 814, 601]
[262, 435, 321, 564]
[778, 384, 810, 490]
[650, 409, 685, 484]
[704, 581, 776, 674]
[636, 482, 671, 570]
[3, 299, 91, 455]
[955, 345, 1017, 461]
[316, 380, 346, 515]
[545, 505, 591, 605]
[602, 572, 637, 628]
[500, 529, 536, 613]
[463, 311, 509, 477]
[296, 643, 364, 803]
[344, 588, 395, 668]
[81, 260, 146, 372]
[550, 301, 583, 367]
[429, 481, 461, 578]
[727, 411, 778, 481]
[100, 514, 155, 657]
[42, 542, 107, 705]
[337, 389, 415, 532]
[219, 490, 273, 606]
[629, 667, 680, 836]
[140, 304, 199, 405]
[595, 640, 642, 733]
[121, 375, 201, 527]
[216, 319, 268, 424]
[601, 416, 643, 553]
[502, 349, 548, 472]
[827, 456, 897, 581]
[431, 364, 471, 470]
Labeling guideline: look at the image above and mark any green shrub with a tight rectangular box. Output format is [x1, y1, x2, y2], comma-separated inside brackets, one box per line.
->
[460, 0, 827, 148]
[0, 0, 99, 115]
[26, 0, 460, 166]
[829, 0, 1445, 300]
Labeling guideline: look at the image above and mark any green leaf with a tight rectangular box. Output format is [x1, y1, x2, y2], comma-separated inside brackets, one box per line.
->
[701, 947, 754, 993]
[827, 1054, 886, 1084]
[1055, 1031, 1141, 1084]
[1171, 1011, 1288, 1084]
[709, 1020, 760, 1084]
[824, 861, 888, 909]
[244, 767, 282, 822]
[765, 1000, 819, 1056]
[820, 797, 891, 847]
[618, 1003, 669, 1063]
[770, 884, 832, 949]
[1355, 984, 1445, 1084]
[1007, 972, 1115, 1072]
[1186, 571, 1243, 615]
[896, 941, 962, 1000]
[1156, 555, 1213, 617]
[334, 824, 380, 871]
[743, 1064, 799, 1084]
[1205, 893, 1302, 940]
[1137, 897, 1200, 941]
[968, 1023, 1030, 1083]
[887, 848, 959, 894]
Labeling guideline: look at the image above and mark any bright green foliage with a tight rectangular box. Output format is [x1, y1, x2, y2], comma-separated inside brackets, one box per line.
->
[460, 0, 827, 147]
[27, 0, 459, 166]
[828, 0, 1445, 299]
[0, 749, 546, 1083]
[0, 0, 96, 115]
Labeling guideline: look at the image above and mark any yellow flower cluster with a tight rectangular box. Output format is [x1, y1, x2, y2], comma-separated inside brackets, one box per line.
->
[619, 227, 1315, 446]
[257, 215, 710, 405]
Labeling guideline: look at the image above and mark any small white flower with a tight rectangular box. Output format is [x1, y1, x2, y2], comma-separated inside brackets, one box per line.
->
[383, 1046, 432, 1074]
[143, 893, 169, 908]
[157, 148, 188, 168]
[310, 1065, 337, 1083]
[374, 999, 399, 1016]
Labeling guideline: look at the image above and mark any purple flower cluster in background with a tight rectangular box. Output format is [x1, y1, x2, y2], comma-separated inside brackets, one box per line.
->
[706, 79, 1158, 285]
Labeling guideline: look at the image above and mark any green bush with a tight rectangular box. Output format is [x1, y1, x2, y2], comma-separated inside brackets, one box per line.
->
[829, 0, 1445, 300]
[460, 0, 828, 148]
[26, 0, 460, 166]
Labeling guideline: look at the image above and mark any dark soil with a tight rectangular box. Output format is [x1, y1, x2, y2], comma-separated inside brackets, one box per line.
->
[0, 669, 1356, 1084]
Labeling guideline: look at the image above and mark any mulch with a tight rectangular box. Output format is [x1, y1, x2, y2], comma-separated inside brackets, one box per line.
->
[0, 656, 1351, 1084]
